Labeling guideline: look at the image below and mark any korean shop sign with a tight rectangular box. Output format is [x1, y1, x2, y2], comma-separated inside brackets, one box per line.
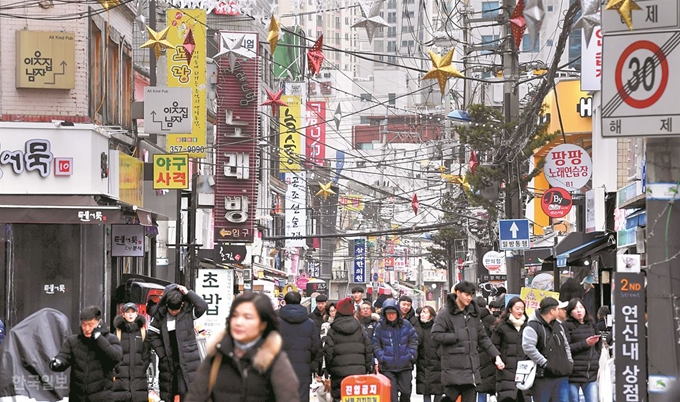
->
[543, 144, 592, 191]
[196, 268, 234, 331]
[16, 30, 75, 89]
[153, 154, 189, 189]
[111, 225, 145, 257]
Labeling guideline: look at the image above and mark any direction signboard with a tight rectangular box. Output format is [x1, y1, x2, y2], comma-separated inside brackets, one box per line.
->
[602, 31, 680, 137]
[498, 219, 530, 250]
[144, 87, 192, 134]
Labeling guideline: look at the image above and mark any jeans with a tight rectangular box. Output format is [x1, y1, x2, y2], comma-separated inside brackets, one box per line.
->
[569, 381, 598, 402]
[382, 370, 412, 402]
[477, 393, 488, 402]
[532, 377, 569, 402]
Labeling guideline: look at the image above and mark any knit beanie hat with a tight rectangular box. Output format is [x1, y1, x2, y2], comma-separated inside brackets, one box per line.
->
[336, 297, 355, 316]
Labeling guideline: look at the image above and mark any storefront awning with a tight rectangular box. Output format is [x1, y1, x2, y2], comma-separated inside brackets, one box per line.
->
[547, 234, 615, 268]
[0, 195, 126, 224]
[254, 262, 288, 278]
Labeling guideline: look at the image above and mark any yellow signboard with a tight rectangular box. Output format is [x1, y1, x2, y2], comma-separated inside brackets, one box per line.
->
[153, 154, 189, 189]
[16, 31, 76, 89]
[119, 154, 144, 206]
[166, 9, 207, 158]
[280, 95, 303, 172]
[520, 287, 560, 317]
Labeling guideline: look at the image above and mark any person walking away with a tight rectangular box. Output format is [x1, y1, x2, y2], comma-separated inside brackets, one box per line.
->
[324, 297, 373, 401]
[49, 306, 123, 401]
[415, 306, 444, 402]
[562, 298, 600, 402]
[372, 299, 419, 402]
[476, 297, 497, 402]
[431, 281, 505, 402]
[522, 297, 573, 402]
[278, 291, 322, 402]
[112, 303, 150, 402]
[148, 283, 208, 402]
[490, 296, 530, 402]
[359, 301, 380, 341]
[310, 294, 328, 333]
[399, 295, 420, 329]
[185, 292, 299, 401]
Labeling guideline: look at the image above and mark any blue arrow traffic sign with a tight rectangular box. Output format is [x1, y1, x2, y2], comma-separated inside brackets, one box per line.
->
[498, 219, 530, 250]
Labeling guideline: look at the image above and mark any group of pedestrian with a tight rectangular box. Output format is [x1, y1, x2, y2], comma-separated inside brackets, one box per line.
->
[49, 283, 209, 402]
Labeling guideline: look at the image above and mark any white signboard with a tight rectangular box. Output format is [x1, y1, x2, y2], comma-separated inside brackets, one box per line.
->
[111, 225, 145, 257]
[602, 31, 680, 137]
[602, 0, 678, 34]
[543, 144, 592, 191]
[483, 251, 506, 275]
[0, 123, 110, 195]
[581, 26, 602, 91]
[617, 254, 641, 273]
[144, 87, 192, 134]
[285, 171, 307, 247]
[196, 268, 234, 333]
[586, 187, 606, 233]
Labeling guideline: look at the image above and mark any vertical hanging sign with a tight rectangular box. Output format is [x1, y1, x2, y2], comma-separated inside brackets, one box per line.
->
[280, 94, 303, 172]
[306, 101, 326, 166]
[354, 238, 366, 283]
[166, 9, 207, 158]
[285, 171, 307, 247]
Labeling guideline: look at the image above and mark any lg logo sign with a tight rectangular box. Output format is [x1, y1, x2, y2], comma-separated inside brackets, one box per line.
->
[54, 157, 73, 176]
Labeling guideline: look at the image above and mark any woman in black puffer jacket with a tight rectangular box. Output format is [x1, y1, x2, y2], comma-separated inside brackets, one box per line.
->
[490, 297, 530, 402]
[562, 298, 600, 402]
[415, 306, 443, 402]
[112, 306, 150, 402]
[324, 297, 373, 401]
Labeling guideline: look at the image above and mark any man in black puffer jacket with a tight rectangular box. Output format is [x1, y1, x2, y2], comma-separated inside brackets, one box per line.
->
[112, 303, 150, 402]
[324, 297, 373, 401]
[148, 283, 208, 402]
[50, 306, 123, 402]
[278, 292, 321, 402]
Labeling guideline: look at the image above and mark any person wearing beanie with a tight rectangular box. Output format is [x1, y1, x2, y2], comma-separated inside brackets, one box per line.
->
[324, 297, 373, 401]
[432, 281, 504, 402]
[372, 299, 419, 402]
[310, 294, 329, 332]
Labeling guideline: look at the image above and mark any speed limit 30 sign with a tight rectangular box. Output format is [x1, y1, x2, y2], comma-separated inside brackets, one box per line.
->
[602, 31, 680, 137]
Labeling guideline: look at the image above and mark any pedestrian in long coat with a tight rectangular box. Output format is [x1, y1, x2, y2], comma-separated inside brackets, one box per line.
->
[415, 306, 443, 402]
[112, 303, 150, 402]
[490, 296, 530, 402]
[476, 297, 497, 396]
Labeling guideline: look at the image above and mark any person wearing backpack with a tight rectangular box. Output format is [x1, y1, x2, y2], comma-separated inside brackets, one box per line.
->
[112, 303, 151, 402]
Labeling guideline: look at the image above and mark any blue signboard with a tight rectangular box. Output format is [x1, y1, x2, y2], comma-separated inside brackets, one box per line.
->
[353, 238, 366, 283]
[498, 219, 530, 250]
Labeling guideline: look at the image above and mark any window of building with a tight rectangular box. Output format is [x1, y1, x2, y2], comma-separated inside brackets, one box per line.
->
[387, 0, 396, 8]
[387, 41, 396, 52]
[522, 34, 540, 52]
[481, 35, 499, 55]
[388, 27, 397, 37]
[90, 21, 102, 120]
[547, 5, 553, 11]
[345, 33, 349, 40]
[387, 55, 397, 64]
[403, 10, 415, 18]
[345, 17, 349, 24]
[360, 116, 370, 124]
[361, 93, 372, 101]
[388, 93, 396, 105]
[388, 11, 397, 23]
[401, 40, 415, 48]
[336, 16, 340, 27]
[481, 1, 499, 18]
[546, 39, 554, 46]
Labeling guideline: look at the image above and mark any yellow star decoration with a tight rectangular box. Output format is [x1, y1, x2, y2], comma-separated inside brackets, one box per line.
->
[422, 49, 464, 95]
[141, 26, 173, 60]
[268, 16, 280, 54]
[605, 0, 642, 30]
[315, 182, 336, 201]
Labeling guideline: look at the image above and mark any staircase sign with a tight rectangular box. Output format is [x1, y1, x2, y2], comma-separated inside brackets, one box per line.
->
[499, 219, 530, 250]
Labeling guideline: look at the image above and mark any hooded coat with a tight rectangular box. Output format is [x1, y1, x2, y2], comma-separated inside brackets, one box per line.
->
[415, 319, 443, 396]
[309, 307, 325, 332]
[52, 321, 123, 402]
[431, 293, 499, 387]
[185, 329, 299, 402]
[148, 284, 208, 402]
[277, 303, 321, 399]
[372, 300, 418, 372]
[562, 318, 600, 384]
[491, 314, 530, 402]
[476, 308, 498, 394]
[323, 314, 373, 400]
[112, 314, 150, 402]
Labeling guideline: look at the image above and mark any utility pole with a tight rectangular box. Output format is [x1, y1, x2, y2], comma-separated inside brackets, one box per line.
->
[501, 0, 522, 294]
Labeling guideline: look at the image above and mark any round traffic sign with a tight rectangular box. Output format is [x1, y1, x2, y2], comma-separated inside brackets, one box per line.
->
[615, 40, 669, 109]
[541, 187, 573, 218]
